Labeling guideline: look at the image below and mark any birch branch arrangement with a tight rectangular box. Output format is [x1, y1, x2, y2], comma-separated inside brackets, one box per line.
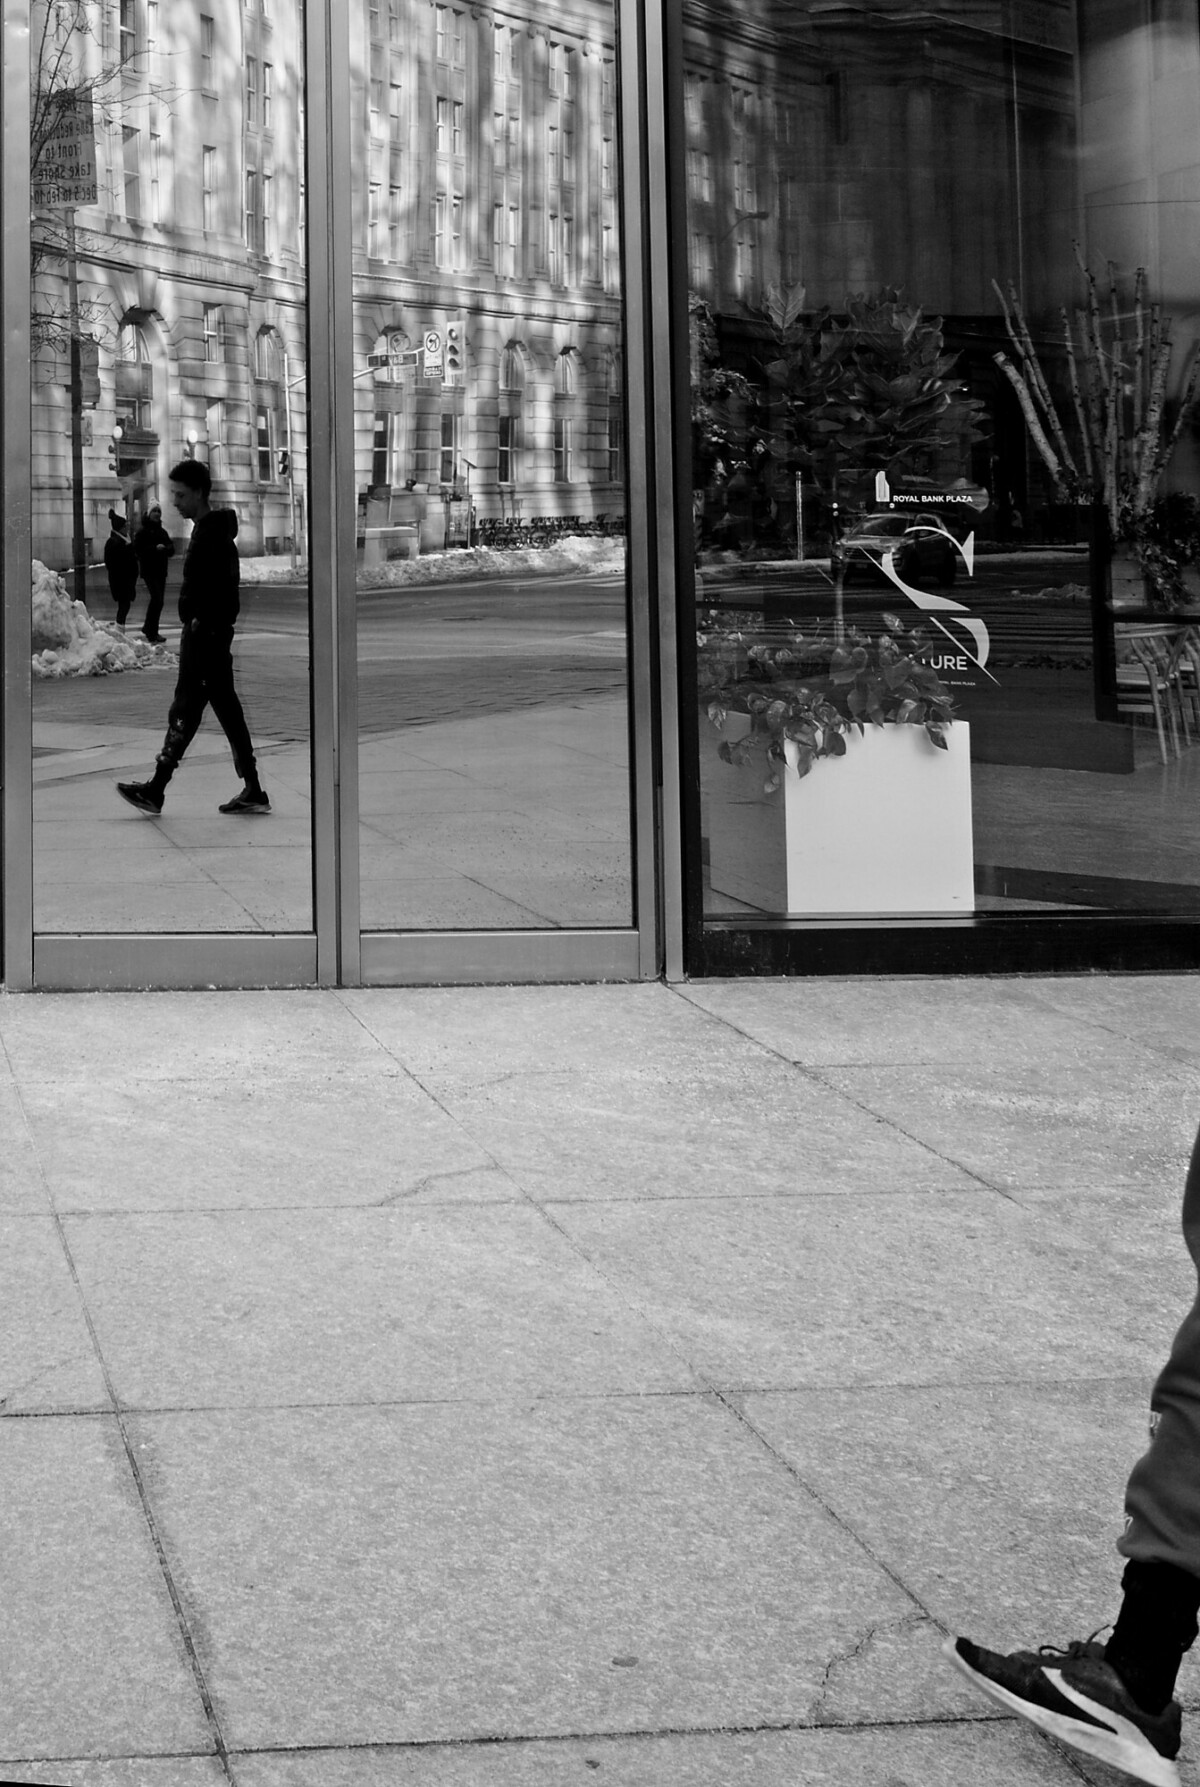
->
[991, 253, 1200, 536]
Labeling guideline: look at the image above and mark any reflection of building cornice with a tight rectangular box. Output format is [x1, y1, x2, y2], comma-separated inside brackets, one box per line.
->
[353, 280, 623, 328]
[683, 0, 1074, 70]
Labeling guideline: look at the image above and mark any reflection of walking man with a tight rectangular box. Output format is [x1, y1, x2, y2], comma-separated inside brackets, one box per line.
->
[116, 460, 270, 816]
[948, 1122, 1200, 1786]
[103, 508, 138, 626]
[132, 503, 174, 643]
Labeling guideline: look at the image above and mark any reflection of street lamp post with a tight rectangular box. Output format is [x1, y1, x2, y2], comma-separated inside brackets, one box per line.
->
[184, 429, 199, 459]
[460, 457, 476, 548]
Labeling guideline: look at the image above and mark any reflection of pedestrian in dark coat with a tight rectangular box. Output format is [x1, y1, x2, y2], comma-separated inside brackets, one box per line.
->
[133, 504, 174, 642]
[103, 508, 138, 626]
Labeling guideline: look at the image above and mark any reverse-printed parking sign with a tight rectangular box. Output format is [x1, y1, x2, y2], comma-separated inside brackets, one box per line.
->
[33, 89, 99, 209]
[423, 329, 443, 377]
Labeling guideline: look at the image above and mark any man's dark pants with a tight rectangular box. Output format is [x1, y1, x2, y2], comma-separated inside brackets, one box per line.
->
[156, 624, 257, 784]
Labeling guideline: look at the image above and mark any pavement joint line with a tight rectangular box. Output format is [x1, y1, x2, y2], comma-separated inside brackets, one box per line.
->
[664, 984, 1025, 1205]
[6, 1089, 236, 1784]
[0, 1372, 1158, 1420]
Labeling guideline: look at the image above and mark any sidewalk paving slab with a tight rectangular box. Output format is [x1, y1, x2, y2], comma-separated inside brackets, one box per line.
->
[3, 976, 1200, 1787]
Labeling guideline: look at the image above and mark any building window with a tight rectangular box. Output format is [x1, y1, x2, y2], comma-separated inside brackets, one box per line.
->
[548, 41, 562, 93]
[608, 411, 623, 484]
[245, 169, 261, 250]
[498, 413, 515, 483]
[436, 97, 462, 156]
[262, 63, 273, 130]
[555, 351, 576, 397]
[548, 213, 559, 285]
[368, 183, 383, 257]
[256, 406, 274, 481]
[389, 0, 402, 43]
[261, 171, 272, 255]
[119, 0, 138, 64]
[372, 415, 389, 487]
[440, 411, 458, 485]
[498, 347, 516, 392]
[202, 144, 216, 229]
[553, 417, 572, 482]
[433, 192, 446, 265]
[561, 215, 574, 287]
[388, 182, 403, 260]
[200, 13, 214, 88]
[603, 222, 619, 294]
[435, 5, 464, 64]
[202, 304, 225, 362]
[122, 125, 140, 219]
[149, 130, 162, 223]
[246, 56, 258, 126]
[205, 397, 224, 472]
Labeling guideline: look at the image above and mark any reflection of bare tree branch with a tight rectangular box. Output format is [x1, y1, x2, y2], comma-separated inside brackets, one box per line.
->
[31, 1, 182, 348]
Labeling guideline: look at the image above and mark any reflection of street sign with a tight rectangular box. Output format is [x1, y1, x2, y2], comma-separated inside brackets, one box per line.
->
[33, 89, 98, 208]
[423, 330, 443, 377]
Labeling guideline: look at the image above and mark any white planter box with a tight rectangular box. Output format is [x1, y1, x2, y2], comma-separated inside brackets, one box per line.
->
[706, 717, 975, 917]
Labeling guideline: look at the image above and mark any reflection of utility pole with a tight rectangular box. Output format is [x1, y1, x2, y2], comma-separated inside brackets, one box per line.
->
[66, 212, 87, 605]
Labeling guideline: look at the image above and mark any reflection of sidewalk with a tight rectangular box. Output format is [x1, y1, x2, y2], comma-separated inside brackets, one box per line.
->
[31, 696, 631, 933]
[4, 973, 1200, 1783]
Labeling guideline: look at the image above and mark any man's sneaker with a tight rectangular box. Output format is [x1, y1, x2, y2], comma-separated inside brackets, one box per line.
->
[945, 1634, 1182, 1787]
[218, 787, 270, 815]
[116, 781, 163, 815]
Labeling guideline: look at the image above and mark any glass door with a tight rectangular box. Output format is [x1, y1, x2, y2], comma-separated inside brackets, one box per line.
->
[25, 0, 317, 984]
[346, 0, 643, 983]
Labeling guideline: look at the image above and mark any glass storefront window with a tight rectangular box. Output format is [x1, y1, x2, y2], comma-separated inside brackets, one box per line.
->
[685, 2, 1200, 939]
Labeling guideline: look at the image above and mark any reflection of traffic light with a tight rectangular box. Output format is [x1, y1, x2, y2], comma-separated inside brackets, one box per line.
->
[444, 319, 464, 383]
[278, 449, 290, 478]
[107, 426, 123, 473]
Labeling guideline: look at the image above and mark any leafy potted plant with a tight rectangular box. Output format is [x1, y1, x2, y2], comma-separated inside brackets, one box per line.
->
[698, 611, 975, 915]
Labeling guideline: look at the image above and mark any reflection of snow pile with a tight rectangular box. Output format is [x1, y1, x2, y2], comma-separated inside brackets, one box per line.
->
[241, 534, 626, 589]
[358, 534, 626, 590]
[31, 561, 176, 679]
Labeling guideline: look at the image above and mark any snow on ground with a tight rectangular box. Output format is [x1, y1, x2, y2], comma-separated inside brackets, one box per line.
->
[31, 560, 176, 679]
[240, 534, 626, 588]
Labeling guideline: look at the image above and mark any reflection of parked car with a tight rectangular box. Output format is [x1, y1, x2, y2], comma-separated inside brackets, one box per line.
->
[832, 512, 958, 587]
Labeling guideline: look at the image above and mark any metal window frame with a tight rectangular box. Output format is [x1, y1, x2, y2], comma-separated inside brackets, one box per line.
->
[1, 0, 672, 991]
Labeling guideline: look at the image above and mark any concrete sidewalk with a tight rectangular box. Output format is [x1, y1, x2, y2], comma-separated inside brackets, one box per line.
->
[3, 974, 1200, 1786]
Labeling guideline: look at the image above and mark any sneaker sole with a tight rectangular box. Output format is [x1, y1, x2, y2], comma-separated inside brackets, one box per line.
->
[1043, 1667, 1181, 1787]
[219, 805, 270, 816]
[944, 1640, 1180, 1787]
[117, 793, 162, 816]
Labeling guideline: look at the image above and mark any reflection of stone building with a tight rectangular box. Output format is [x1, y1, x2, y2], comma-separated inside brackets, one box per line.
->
[32, 0, 308, 562]
[30, 1, 1200, 562]
[682, 0, 1200, 527]
[349, 1, 625, 551]
[30, 0, 625, 564]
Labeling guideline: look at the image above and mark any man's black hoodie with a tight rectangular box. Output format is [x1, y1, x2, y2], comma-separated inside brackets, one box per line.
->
[178, 507, 240, 632]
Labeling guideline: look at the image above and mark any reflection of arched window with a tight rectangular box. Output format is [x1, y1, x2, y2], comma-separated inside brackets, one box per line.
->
[606, 349, 624, 486]
[498, 339, 528, 484]
[253, 326, 285, 483]
[115, 319, 153, 432]
[554, 349, 577, 397]
[553, 348, 581, 482]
